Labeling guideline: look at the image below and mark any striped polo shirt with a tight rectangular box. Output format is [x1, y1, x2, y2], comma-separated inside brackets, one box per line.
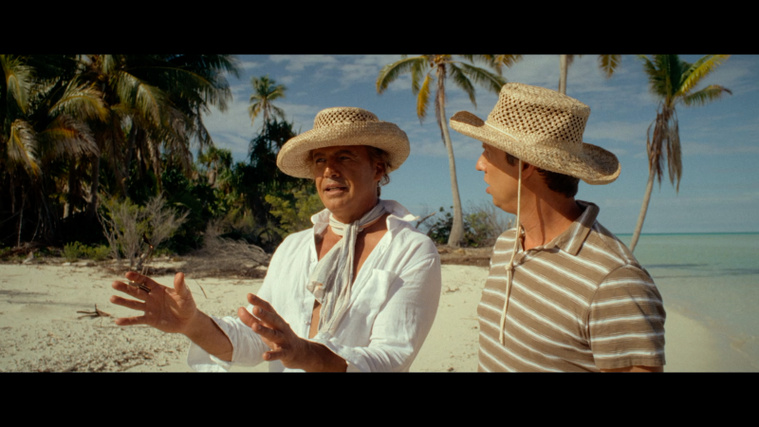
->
[477, 201, 666, 372]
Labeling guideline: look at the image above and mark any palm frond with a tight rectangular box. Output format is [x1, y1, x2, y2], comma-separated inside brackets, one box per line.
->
[6, 119, 40, 176]
[457, 62, 507, 94]
[49, 80, 108, 122]
[487, 55, 523, 74]
[114, 70, 167, 129]
[682, 84, 733, 107]
[1, 55, 33, 116]
[597, 54, 622, 78]
[417, 74, 432, 120]
[666, 115, 682, 190]
[448, 64, 477, 106]
[37, 116, 99, 161]
[680, 55, 731, 95]
[376, 56, 425, 93]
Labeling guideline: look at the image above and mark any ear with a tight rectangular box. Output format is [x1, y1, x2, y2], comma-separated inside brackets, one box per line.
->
[373, 161, 387, 181]
[521, 161, 538, 181]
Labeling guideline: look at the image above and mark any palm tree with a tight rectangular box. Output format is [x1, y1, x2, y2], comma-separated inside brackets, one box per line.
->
[249, 75, 286, 129]
[558, 54, 621, 94]
[629, 54, 732, 252]
[0, 54, 238, 247]
[377, 55, 519, 247]
[1, 54, 107, 244]
[78, 54, 237, 209]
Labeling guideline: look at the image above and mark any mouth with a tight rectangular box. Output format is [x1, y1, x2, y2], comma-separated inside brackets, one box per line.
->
[323, 183, 348, 193]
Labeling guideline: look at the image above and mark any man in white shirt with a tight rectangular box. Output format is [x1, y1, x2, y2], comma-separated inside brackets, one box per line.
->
[110, 107, 442, 372]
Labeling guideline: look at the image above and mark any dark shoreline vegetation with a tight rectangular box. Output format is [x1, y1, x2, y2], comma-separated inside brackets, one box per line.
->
[4, 54, 730, 267]
[1, 55, 516, 270]
[0, 55, 320, 267]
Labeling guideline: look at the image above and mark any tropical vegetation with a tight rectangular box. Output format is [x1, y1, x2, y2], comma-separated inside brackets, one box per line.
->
[558, 54, 621, 94]
[629, 54, 732, 252]
[248, 75, 287, 129]
[1, 54, 736, 262]
[376, 54, 520, 247]
[0, 55, 318, 262]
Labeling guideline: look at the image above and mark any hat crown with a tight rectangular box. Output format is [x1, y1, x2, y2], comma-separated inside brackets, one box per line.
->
[313, 107, 379, 129]
[487, 83, 590, 149]
[277, 106, 410, 179]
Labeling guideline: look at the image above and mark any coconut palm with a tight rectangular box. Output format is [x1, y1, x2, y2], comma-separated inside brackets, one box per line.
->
[1, 54, 107, 243]
[558, 54, 621, 94]
[377, 55, 519, 247]
[78, 54, 237, 209]
[249, 75, 287, 129]
[629, 54, 732, 252]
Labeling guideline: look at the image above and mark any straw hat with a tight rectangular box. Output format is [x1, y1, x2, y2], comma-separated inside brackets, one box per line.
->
[277, 107, 410, 179]
[450, 83, 620, 185]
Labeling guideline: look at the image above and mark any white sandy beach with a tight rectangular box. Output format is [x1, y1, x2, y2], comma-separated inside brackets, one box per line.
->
[0, 260, 753, 372]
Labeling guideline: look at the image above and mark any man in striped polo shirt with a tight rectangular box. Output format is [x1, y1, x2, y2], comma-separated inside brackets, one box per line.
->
[450, 83, 666, 372]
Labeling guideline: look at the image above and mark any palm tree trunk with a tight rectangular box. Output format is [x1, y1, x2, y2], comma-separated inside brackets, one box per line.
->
[87, 155, 100, 218]
[16, 187, 25, 247]
[629, 167, 656, 252]
[559, 55, 568, 94]
[436, 81, 465, 248]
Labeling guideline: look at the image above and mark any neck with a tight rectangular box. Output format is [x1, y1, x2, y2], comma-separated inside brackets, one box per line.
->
[331, 198, 381, 224]
[519, 194, 581, 251]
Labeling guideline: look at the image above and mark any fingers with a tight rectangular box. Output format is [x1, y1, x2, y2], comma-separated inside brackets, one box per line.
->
[248, 295, 291, 335]
[237, 306, 258, 328]
[109, 293, 145, 311]
[124, 271, 159, 290]
[246, 293, 274, 313]
[237, 305, 274, 337]
[173, 272, 188, 296]
[111, 279, 148, 300]
[112, 314, 148, 327]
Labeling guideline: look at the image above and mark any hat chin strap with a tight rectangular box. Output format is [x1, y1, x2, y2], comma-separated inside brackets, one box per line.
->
[499, 159, 522, 345]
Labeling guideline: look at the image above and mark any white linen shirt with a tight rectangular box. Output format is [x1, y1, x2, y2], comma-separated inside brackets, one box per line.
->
[187, 199, 442, 372]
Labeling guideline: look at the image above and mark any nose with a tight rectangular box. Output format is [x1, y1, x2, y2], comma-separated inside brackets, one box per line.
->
[323, 159, 340, 178]
[476, 154, 486, 172]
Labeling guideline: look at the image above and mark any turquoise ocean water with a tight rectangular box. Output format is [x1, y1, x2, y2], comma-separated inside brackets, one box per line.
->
[621, 232, 759, 371]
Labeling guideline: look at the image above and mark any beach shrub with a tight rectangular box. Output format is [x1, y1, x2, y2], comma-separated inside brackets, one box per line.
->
[62, 242, 86, 261]
[99, 195, 189, 270]
[62, 242, 111, 262]
[86, 244, 111, 261]
[424, 203, 513, 247]
[265, 188, 324, 240]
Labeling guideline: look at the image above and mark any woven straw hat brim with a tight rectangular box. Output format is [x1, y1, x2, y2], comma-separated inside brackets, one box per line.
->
[450, 111, 620, 185]
[277, 121, 410, 179]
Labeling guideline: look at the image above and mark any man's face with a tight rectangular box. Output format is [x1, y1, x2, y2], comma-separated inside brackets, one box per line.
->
[311, 145, 384, 223]
[475, 143, 521, 214]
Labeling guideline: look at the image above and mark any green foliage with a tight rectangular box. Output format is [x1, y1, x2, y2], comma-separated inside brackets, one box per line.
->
[62, 241, 110, 261]
[0, 54, 238, 248]
[265, 188, 323, 240]
[630, 54, 731, 253]
[425, 204, 512, 247]
[249, 75, 287, 128]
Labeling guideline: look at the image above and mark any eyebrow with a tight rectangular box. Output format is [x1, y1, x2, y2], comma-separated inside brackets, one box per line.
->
[312, 148, 359, 157]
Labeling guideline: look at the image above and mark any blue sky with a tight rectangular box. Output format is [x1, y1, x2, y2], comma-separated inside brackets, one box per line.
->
[202, 54, 759, 235]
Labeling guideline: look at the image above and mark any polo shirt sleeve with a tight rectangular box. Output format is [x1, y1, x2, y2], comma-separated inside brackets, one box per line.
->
[588, 264, 667, 370]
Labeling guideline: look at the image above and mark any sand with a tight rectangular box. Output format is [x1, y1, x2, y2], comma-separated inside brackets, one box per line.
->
[0, 259, 751, 372]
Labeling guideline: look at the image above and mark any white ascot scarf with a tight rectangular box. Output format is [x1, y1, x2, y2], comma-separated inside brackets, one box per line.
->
[307, 202, 387, 336]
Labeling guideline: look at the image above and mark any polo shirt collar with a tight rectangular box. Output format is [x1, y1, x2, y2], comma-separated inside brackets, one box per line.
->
[550, 200, 599, 256]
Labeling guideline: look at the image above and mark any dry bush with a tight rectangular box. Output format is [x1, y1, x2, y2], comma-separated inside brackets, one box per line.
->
[99, 195, 189, 270]
[179, 219, 270, 278]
